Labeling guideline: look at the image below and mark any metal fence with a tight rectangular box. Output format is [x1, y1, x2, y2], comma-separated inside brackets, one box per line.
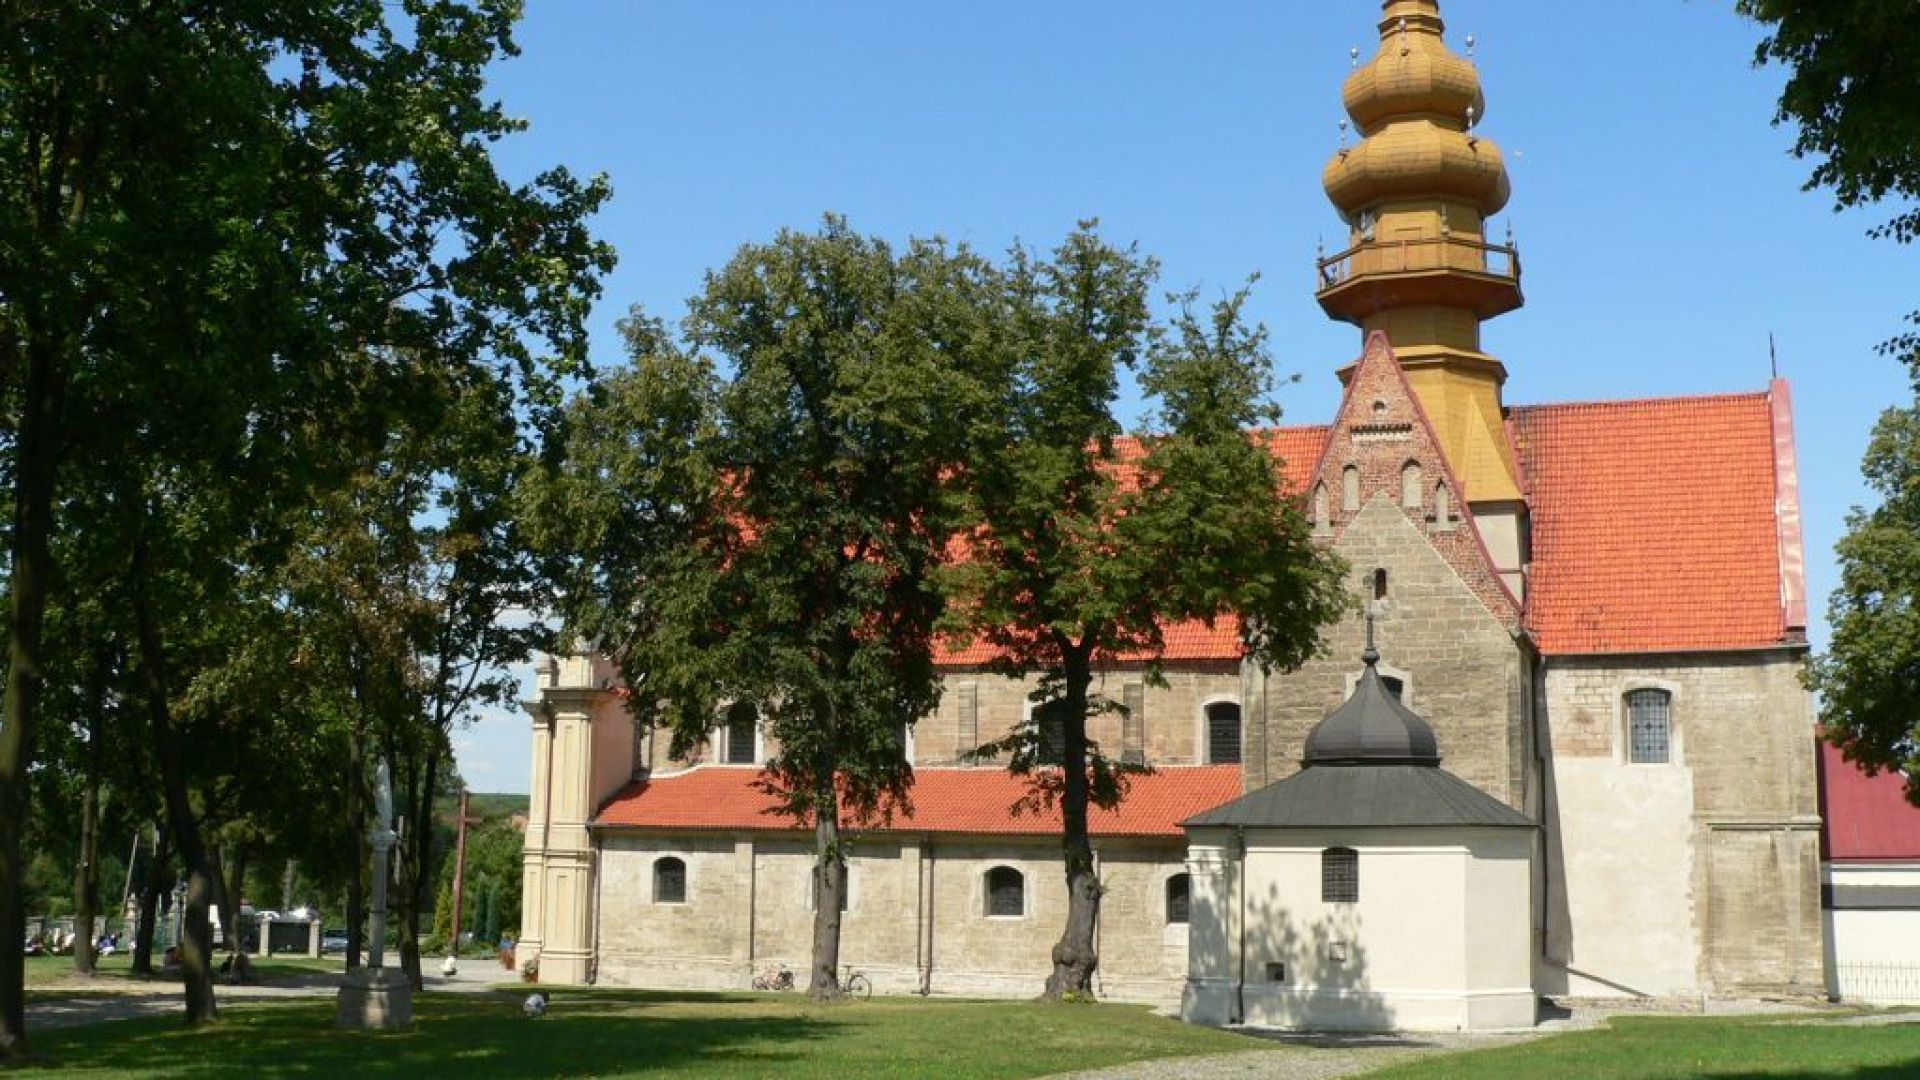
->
[1834, 961, 1920, 1005]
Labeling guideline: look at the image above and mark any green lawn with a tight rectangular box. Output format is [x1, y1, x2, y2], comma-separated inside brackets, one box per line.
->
[8, 988, 1263, 1079]
[1372, 1014, 1920, 1079]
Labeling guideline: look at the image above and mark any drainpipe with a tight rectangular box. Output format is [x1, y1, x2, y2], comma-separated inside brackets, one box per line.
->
[1092, 844, 1104, 999]
[1233, 826, 1248, 1025]
[918, 838, 935, 996]
[586, 838, 602, 985]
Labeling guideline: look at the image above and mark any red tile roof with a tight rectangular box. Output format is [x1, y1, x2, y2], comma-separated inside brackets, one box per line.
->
[1510, 392, 1789, 655]
[595, 765, 1243, 839]
[1818, 741, 1920, 861]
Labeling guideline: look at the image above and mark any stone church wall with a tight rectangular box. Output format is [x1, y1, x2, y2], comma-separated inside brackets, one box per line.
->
[1253, 498, 1531, 811]
[591, 830, 1189, 1002]
[1538, 650, 1823, 998]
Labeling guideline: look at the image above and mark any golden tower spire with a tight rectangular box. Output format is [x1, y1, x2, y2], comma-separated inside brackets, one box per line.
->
[1318, 0, 1524, 507]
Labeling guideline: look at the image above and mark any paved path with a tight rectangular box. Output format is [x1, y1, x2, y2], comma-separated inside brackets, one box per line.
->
[25, 959, 510, 1031]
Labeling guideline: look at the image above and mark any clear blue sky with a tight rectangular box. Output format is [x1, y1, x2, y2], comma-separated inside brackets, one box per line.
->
[455, 0, 1915, 793]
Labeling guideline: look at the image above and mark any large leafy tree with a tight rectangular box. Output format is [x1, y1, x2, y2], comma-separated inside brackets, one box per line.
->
[947, 225, 1346, 999]
[1741, 1, 1920, 789]
[0, 0, 610, 1051]
[530, 219, 986, 1000]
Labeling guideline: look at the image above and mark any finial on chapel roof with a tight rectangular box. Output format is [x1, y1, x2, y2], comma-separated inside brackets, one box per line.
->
[1363, 611, 1380, 667]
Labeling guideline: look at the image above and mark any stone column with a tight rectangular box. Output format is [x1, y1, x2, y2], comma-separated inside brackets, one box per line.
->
[307, 919, 321, 959]
[517, 706, 556, 970]
[536, 696, 598, 984]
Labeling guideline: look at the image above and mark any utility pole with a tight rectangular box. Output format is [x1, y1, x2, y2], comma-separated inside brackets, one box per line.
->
[445, 790, 481, 959]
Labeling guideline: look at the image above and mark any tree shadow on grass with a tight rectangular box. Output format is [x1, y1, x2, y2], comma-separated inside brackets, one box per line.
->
[21, 992, 836, 1078]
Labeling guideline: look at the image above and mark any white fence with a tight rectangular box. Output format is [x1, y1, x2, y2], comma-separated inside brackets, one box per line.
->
[1833, 961, 1920, 1005]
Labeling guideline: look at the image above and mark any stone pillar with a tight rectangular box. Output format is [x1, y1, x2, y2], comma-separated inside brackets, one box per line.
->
[256, 921, 270, 958]
[535, 694, 598, 984]
[308, 919, 321, 960]
[518, 706, 556, 971]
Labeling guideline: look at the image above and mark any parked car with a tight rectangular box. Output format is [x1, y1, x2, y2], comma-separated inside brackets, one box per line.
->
[320, 930, 349, 954]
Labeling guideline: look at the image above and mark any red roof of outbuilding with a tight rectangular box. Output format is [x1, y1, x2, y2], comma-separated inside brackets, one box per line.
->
[1818, 741, 1920, 862]
[594, 765, 1243, 839]
[1510, 392, 1791, 655]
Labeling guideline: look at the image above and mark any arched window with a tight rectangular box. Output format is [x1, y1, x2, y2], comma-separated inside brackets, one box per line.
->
[1312, 483, 1329, 532]
[1626, 689, 1672, 764]
[1321, 847, 1358, 903]
[1401, 461, 1423, 509]
[1432, 482, 1452, 525]
[1205, 701, 1241, 765]
[1165, 873, 1191, 924]
[1029, 700, 1065, 766]
[986, 866, 1025, 918]
[724, 701, 757, 765]
[654, 856, 687, 904]
[1342, 465, 1361, 513]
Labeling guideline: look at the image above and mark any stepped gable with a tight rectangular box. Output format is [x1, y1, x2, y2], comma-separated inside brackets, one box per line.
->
[595, 764, 1243, 840]
[1511, 388, 1793, 654]
[1306, 331, 1521, 630]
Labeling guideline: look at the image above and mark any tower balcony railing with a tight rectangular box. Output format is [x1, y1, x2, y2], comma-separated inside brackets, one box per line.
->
[1316, 234, 1522, 290]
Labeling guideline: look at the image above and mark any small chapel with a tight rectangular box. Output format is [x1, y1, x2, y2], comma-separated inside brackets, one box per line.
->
[517, 0, 1824, 1030]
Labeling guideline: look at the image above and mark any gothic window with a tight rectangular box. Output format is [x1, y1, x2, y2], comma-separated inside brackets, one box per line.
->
[1313, 482, 1329, 532]
[654, 856, 687, 904]
[1205, 701, 1242, 765]
[1432, 482, 1453, 529]
[1322, 847, 1359, 903]
[1626, 689, 1672, 764]
[1401, 461, 1423, 509]
[1165, 873, 1191, 924]
[724, 701, 757, 765]
[1342, 465, 1361, 513]
[986, 866, 1025, 918]
[1372, 567, 1388, 602]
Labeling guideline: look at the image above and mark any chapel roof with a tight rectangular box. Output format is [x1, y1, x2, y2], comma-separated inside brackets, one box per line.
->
[1817, 741, 1920, 862]
[1183, 765, 1530, 830]
[593, 764, 1241, 840]
[1302, 632, 1441, 767]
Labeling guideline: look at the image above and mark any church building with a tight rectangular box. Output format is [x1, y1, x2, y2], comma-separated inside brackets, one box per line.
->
[517, 0, 1824, 1030]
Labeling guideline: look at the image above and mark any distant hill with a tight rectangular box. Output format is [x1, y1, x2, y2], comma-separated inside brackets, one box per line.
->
[434, 791, 529, 827]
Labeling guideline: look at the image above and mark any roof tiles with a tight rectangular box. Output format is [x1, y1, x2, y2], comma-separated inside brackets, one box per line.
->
[595, 764, 1244, 840]
[1510, 393, 1788, 655]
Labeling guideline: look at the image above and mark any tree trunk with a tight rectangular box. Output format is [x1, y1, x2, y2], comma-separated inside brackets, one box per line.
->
[220, 846, 251, 983]
[130, 826, 168, 976]
[131, 531, 218, 1023]
[1043, 646, 1099, 1001]
[806, 764, 846, 1003]
[72, 711, 103, 977]
[0, 333, 66, 1059]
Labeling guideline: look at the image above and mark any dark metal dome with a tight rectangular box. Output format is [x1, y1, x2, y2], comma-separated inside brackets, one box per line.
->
[1303, 630, 1441, 767]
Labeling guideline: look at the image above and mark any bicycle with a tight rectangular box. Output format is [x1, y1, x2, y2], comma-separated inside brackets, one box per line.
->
[837, 967, 872, 1001]
[752, 964, 794, 991]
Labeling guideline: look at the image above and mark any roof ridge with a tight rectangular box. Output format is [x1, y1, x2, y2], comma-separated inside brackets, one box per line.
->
[1512, 388, 1772, 414]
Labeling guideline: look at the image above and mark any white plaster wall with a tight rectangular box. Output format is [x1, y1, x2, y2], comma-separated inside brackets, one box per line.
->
[1826, 864, 1920, 1004]
[1184, 826, 1533, 1032]
[1546, 758, 1699, 997]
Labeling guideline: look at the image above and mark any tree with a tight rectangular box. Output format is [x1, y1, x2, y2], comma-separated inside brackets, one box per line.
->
[1741, 2, 1920, 786]
[530, 219, 987, 1000]
[946, 225, 1346, 999]
[0, 0, 610, 1051]
[1805, 405, 1920, 798]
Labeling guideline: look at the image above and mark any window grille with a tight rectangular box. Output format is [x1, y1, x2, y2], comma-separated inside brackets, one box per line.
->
[986, 866, 1024, 917]
[1322, 847, 1358, 903]
[1627, 689, 1671, 764]
[1165, 874, 1191, 924]
[654, 857, 687, 904]
[725, 702, 757, 765]
[1206, 702, 1242, 765]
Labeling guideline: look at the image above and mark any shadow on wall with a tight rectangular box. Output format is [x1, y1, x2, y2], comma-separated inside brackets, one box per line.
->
[1189, 871, 1394, 1032]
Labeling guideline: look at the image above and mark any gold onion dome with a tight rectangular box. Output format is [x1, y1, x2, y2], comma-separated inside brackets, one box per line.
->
[1324, 0, 1508, 219]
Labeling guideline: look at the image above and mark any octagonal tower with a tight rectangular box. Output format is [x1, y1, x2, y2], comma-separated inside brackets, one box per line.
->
[1318, 0, 1523, 509]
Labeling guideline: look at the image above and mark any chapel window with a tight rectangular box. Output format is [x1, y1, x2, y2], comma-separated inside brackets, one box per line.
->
[986, 866, 1025, 918]
[1205, 701, 1242, 765]
[1626, 689, 1673, 764]
[1342, 465, 1361, 513]
[654, 856, 687, 904]
[1321, 847, 1359, 903]
[1401, 462, 1423, 509]
[1165, 873, 1191, 925]
[724, 701, 757, 765]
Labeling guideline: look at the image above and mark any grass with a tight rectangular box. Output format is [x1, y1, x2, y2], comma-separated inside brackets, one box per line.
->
[1371, 1013, 1920, 1079]
[6, 987, 1263, 1079]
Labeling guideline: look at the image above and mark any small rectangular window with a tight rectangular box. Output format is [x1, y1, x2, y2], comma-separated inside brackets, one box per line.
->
[1626, 689, 1671, 764]
[1321, 847, 1358, 903]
